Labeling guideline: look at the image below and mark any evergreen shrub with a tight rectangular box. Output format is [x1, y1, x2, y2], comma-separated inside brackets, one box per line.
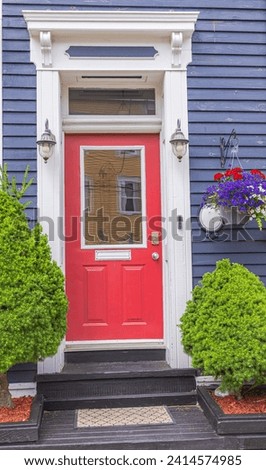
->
[0, 166, 68, 374]
[180, 259, 266, 395]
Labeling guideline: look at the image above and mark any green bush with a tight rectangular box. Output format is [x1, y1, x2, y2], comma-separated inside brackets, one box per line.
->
[180, 259, 266, 395]
[0, 167, 68, 374]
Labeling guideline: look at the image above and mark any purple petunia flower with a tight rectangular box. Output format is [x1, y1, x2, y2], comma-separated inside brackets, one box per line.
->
[202, 168, 266, 230]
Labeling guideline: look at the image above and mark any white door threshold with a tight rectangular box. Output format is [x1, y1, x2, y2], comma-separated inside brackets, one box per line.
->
[65, 340, 165, 352]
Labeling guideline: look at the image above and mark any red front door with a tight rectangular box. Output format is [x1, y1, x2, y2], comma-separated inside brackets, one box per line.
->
[65, 134, 163, 341]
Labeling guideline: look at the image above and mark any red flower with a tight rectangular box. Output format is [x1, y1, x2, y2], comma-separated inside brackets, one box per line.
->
[214, 172, 224, 181]
[232, 167, 242, 173]
[225, 169, 234, 177]
[250, 169, 266, 179]
[233, 173, 243, 180]
[224, 167, 242, 178]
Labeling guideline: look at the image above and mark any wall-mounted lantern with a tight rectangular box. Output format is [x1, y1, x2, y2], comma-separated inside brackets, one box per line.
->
[37, 119, 56, 163]
[169, 119, 189, 162]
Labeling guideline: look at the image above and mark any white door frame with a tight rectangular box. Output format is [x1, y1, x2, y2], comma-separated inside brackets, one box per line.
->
[23, 9, 199, 372]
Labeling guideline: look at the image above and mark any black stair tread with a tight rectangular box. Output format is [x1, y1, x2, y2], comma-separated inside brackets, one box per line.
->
[37, 362, 197, 410]
[37, 363, 197, 382]
[62, 360, 171, 374]
[43, 391, 197, 410]
[44, 391, 196, 400]
[64, 348, 166, 363]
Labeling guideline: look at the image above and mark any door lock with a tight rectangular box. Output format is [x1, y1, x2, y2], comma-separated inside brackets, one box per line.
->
[150, 231, 160, 245]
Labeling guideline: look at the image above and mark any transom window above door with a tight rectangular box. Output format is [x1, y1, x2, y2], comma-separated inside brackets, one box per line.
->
[69, 88, 156, 115]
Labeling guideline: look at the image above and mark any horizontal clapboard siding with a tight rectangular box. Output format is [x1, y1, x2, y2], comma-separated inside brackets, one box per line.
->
[2, 0, 37, 225]
[186, 2, 266, 285]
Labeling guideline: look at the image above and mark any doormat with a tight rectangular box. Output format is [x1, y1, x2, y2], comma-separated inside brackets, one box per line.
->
[76, 406, 174, 428]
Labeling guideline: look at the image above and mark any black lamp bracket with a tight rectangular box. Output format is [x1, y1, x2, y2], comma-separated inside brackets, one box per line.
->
[220, 129, 238, 168]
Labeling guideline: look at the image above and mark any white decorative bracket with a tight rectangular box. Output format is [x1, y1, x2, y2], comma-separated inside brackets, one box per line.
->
[40, 31, 52, 67]
[171, 32, 183, 68]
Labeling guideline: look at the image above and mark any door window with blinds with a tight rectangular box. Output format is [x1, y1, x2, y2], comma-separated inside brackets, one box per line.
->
[69, 88, 156, 115]
[81, 148, 146, 247]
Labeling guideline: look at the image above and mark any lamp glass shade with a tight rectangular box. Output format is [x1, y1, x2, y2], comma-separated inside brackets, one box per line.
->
[36, 121, 56, 163]
[38, 142, 55, 161]
[172, 141, 187, 158]
[169, 123, 189, 161]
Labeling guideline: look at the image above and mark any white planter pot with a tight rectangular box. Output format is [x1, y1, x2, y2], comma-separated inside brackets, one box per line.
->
[219, 206, 249, 226]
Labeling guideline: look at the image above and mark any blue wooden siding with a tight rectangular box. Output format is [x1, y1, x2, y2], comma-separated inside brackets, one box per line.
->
[186, 1, 266, 285]
[2, 0, 266, 289]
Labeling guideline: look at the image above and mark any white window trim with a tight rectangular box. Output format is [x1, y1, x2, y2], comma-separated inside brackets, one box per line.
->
[80, 145, 147, 250]
[23, 9, 199, 373]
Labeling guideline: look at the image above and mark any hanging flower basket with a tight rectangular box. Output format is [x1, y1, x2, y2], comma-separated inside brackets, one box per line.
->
[202, 167, 266, 230]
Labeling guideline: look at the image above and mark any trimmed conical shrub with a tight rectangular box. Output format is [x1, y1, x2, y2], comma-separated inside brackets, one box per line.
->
[180, 259, 266, 394]
[0, 166, 68, 406]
